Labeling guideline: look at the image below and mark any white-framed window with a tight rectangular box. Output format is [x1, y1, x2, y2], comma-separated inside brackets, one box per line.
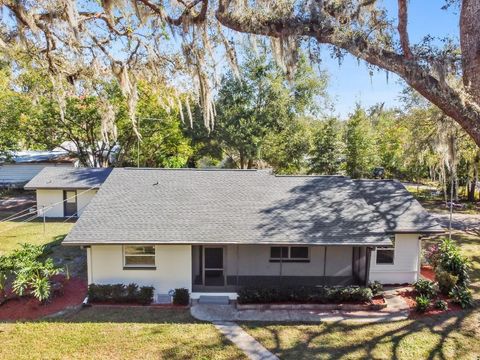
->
[270, 246, 310, 262]
[124, 245, 156, 268]
[376, 246, 395, 265]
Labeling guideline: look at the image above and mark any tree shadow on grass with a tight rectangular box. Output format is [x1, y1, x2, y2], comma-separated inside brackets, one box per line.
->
[51, 306, 203, 324]
[242, 308, 480, 360]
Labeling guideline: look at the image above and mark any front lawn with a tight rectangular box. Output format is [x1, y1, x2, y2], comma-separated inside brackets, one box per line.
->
[242, 309, 480, 359]
[0, 307, 247, 360]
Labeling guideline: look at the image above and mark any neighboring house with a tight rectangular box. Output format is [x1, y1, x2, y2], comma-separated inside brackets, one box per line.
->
[0, 150, 77, 188]
[24, 167, 112, 218]
[62, 168, 443, 301]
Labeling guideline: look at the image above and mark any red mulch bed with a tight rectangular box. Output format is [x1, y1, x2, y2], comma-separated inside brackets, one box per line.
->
[0, 276, 87, 321]
[372, 295, 386, 306]
[421, 265, 436, 281]
[398, 289, 462, 318]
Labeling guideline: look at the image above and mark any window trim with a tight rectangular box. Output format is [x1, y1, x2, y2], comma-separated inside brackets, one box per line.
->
[269, 246, 310, 263]
[123, 245, 156, 269]
[375, 246, 395, 265]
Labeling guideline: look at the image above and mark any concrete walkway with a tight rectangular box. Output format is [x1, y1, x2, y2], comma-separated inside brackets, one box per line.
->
[214, 321, 279, 360]
[191, 287, 411, 324]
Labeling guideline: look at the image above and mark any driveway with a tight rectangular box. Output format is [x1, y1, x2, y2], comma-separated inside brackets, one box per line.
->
[432, 212, 480, 233]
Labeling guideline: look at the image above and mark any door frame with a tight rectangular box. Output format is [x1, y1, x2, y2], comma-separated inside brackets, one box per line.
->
[202, 246, 225, 286]
[63, 190, 78, 217]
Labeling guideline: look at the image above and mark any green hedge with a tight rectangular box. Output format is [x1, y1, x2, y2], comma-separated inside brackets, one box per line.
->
[237, 286, 373, 304]
[88, 283, 154, 305]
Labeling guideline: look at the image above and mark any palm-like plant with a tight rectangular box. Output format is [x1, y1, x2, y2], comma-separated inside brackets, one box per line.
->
[2, 244, 63, 303]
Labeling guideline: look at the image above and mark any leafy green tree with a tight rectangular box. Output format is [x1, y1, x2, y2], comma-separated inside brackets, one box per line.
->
[262, 117, 312, 174]
[0, 62, 35, 156]
[121, 81, 193, 168]
[215, 55, 326, 169]
[309, 118, 344, 175]
[345, 107, 378, 178]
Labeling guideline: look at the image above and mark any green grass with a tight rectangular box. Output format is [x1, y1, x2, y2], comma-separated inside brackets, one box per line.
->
[0, 220, 73, 256]
[404, 185, 480, 214]
[0, 307, 247, 360]
[241, 310, 480, 359]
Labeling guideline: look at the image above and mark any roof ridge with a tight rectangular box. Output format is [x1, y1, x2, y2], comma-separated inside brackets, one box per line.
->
[122, 167, 259, 172]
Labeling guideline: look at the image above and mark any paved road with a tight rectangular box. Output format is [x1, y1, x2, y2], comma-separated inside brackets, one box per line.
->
[432, 212, 480, 233]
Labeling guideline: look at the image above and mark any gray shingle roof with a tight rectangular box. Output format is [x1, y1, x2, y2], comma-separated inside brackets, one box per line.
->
[24, 167, 112, 190]
[63, 168, 443, 246]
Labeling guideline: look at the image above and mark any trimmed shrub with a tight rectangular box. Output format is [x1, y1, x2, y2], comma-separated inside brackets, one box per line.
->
[434, 299, 448, 311]
[88, 283, 154, 305]
[436, 270, 458, 295]
[138, 286, 155, 305]
[237, 286, 373, 305]
[172, 288, 190, 305]
[368, 281, 383, 295]
[413, 279, 437, 299]
[449, 286, 473, 309]
[415, 295, 430, 312]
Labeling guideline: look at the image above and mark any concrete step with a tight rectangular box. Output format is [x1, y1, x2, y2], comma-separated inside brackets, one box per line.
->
[198, 295, 230, 305]
[156, 294, 172, 304]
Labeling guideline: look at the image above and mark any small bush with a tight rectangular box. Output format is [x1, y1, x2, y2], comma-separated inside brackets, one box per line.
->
[415, 295, 430, 312]
[172, 288, 190, 305]
[436, 270, 458, 295]
[414, 279, 437, 299]
[88, 283, 154, 305]
[368, 281, 383, 295]
[434, 299, 448, 311]
[449, 286, 473, 309]
[138, 286, 155, 305]
[237, 286, 373, 305]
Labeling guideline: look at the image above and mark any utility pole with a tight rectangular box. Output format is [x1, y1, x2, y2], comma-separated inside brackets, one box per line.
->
[42, 206, 46, 235]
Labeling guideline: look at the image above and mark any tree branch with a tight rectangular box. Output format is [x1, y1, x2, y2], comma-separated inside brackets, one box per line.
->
[136, 0, 208, 26]
[397, 0, 413, 59]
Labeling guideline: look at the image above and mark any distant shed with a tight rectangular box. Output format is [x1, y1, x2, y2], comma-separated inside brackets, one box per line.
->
[0, 151, 77, 188]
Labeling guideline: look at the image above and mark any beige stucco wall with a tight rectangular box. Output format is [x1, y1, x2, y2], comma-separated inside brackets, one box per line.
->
[369, 233, 420, 284]
[36, 189, 64, 217]
[88, 245, 192, 296]
[36, 189, 97, 217]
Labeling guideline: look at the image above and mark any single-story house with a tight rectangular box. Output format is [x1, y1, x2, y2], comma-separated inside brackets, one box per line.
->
[62, 168, 443, 301]
[24, 167, 112, 218]
[0, 150, 77, 188]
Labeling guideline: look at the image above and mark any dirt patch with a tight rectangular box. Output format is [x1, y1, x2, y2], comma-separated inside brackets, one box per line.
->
[398, 289, 462, 319]
[0, 190, 36, 215]
[0, 276, 87, 321]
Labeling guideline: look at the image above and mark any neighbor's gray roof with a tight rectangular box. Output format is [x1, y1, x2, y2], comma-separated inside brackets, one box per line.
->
[63, 168, 443, 246]
[24, 167, 112, 190]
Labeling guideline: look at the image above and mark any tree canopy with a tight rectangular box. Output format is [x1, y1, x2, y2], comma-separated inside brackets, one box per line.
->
[1, 1, 480, 148]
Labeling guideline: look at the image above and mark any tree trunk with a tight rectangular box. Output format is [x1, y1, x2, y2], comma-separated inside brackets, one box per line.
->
[461, 0, 480, 103]
[468, 155, 479, 201]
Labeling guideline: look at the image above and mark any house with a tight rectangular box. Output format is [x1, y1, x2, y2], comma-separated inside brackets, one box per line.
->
[24, 167, 112, 218]
[0, 150, 77, 188]
[62, 168, 443, 301]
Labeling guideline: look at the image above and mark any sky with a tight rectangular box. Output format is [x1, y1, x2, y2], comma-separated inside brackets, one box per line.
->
[323, 0, 460, 118]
